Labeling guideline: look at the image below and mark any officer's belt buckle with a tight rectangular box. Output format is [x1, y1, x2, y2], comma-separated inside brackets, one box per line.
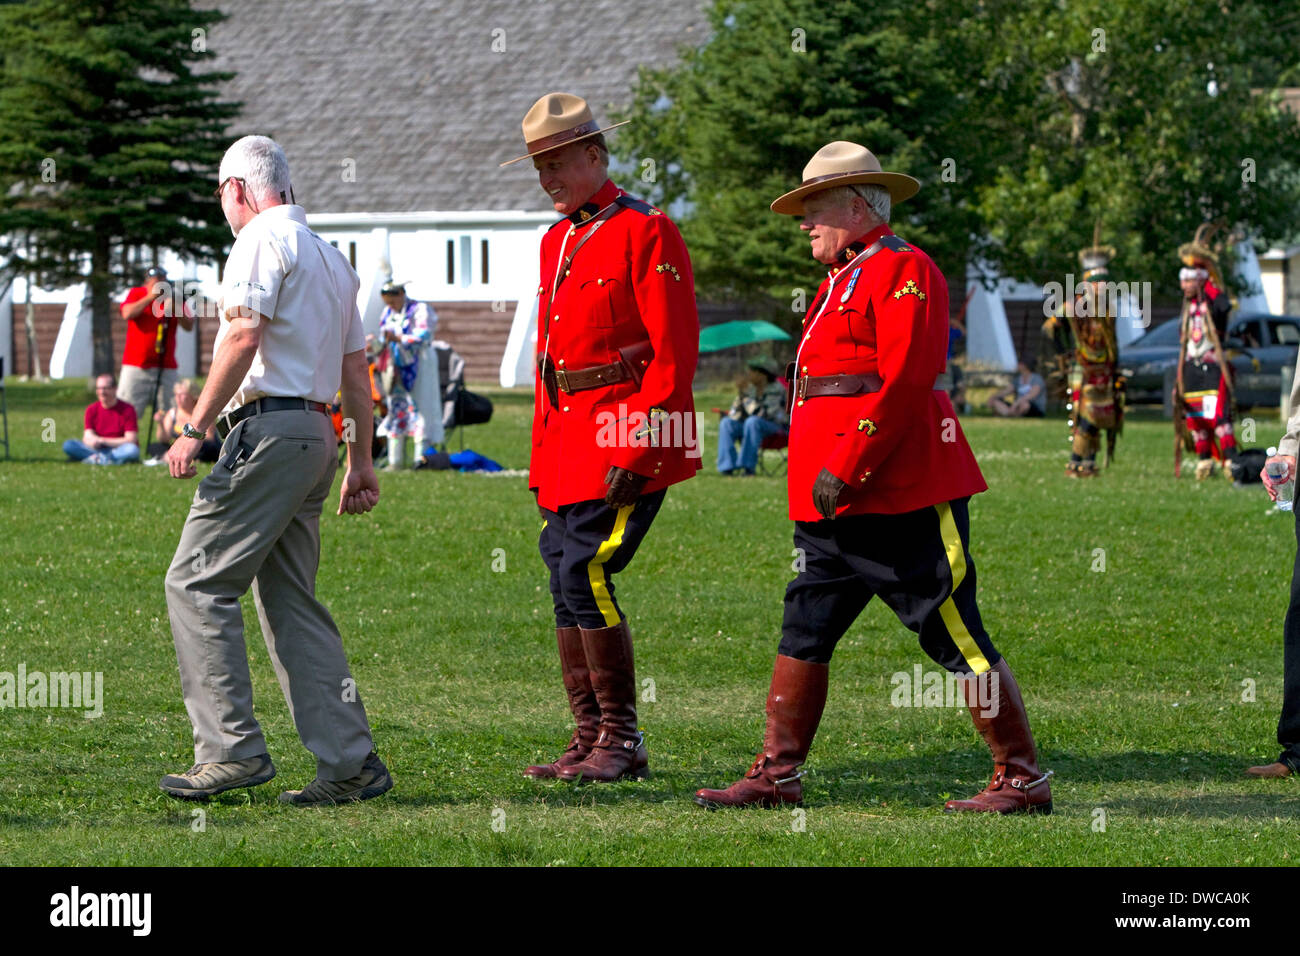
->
[796, 375, 809, 401]
[554, 368, 572, 395]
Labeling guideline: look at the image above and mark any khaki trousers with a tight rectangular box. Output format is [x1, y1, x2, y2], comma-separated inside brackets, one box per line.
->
[118, 364, 177, 420]
[164, 407, 372, 780]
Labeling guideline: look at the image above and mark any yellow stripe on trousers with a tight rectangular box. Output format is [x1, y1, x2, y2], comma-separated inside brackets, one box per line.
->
[588, 504, 634, 627]
[934, 501, 991, 675]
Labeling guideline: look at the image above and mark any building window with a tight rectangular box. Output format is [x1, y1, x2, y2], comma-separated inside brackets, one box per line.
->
[481, 238, 490, 285]
[446, 239, 455, 285]
[459, 236, 471, 289]
[348, 241, 357, 270]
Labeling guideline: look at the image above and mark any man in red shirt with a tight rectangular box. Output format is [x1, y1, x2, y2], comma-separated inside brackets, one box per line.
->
[695, 142, 1052, 814]
[501, 92, 700, 784]
[119, 266, 194, 421]
[62, 373, 139, 464]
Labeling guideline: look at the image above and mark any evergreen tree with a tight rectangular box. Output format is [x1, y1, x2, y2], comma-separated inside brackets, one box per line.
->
[614, 0, 1004, 310]
[974, 0, 1300, 291]
[616, 0, 1300, 312]
[0, 0, 240, 375]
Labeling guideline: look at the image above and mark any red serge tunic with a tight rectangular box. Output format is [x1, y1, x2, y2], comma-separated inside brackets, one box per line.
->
[787, 224, 986, 522]
[530, 179, 701, 511]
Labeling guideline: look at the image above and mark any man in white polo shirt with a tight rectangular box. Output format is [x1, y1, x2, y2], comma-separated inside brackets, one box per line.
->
[159, 135, 391, 805]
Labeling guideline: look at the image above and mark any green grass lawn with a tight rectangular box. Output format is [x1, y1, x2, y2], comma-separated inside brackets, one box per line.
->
[0, 380, 1296, 866]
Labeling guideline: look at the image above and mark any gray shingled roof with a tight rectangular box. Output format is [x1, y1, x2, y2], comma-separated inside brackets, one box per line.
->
[205, 0, 707, 213]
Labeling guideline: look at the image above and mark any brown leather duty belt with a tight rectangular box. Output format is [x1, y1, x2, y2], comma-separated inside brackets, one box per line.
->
[785, 364, 944, 406]
[795, 371, 884, 400]
[539, 340, 653, 404]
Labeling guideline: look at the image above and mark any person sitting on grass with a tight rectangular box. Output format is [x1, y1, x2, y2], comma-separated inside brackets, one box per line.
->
[987, 361, 1045, 418]
[145, 378, 220, 465]
[62, 374, 140, 465]
[717, 356, 789, 476]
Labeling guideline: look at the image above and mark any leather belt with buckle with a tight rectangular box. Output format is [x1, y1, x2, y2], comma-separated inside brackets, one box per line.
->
[795, 371, 884, 401]
[551, 359, 631, 394]
[787, 368, 947, 408]
[537, 340, 654, 407]
[217, 397, 330, 440]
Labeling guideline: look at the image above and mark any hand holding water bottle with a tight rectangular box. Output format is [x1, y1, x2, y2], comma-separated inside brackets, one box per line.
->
[1263, 446, 1295, 511]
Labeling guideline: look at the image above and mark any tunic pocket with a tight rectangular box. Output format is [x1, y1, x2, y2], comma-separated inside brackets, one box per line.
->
[580, 276, 621, 328]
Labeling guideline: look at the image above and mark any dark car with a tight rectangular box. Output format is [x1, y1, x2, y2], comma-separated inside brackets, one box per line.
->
[1119, 312, 1300, 407]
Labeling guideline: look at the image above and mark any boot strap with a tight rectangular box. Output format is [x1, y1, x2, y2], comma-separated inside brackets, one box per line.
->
[1010, 769, 1054, 792]
[747, 755, 806, 786]
[595, 730, 644, 750]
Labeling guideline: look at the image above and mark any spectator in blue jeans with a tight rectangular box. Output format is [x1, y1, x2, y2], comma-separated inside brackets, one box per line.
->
[718, 356, 788, 476]
[63, 373, 140, 465]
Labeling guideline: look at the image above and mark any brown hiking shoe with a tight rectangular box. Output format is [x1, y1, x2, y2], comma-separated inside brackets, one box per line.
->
[159, 754, 276, 800]
[279, 751, 394, 806]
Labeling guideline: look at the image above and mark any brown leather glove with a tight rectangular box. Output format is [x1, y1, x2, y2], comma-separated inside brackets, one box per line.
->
[605, 466, 649, 509]
[812, 468, 848, 521]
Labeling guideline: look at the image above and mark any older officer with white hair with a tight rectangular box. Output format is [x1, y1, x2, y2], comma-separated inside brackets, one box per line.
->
[159, 135, 392, 805]
[695, 142, 1052, 814]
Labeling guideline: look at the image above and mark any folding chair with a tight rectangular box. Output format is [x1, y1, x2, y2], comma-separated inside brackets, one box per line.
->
[755, 428, 788, 476]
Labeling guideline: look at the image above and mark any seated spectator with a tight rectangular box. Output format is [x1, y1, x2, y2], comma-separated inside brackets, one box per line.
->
[718, 356, 789, 476]
[145, 378, 219, 465]
[63, 374, 140, 464]
[987, 361, 1046, 418]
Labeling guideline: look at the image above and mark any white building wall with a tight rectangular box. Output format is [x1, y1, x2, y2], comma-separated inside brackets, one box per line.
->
[0, 278, 10, 379]
[7, 210, 556, 379]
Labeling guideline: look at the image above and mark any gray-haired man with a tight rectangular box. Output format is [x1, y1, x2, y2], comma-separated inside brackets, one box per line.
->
[160, 135, 391, 805]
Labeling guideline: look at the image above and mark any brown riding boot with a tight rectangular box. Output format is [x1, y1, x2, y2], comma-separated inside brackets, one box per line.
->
[1244, 761, 1293, 778]
[557, 620, 648, 783]
[694, 654, 829, 808]
[944, 658, 1053, 814]
[524, 627, 600, 779]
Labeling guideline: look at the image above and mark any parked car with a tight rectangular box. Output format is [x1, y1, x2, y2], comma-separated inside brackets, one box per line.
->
[1119, 312, 1300, 407]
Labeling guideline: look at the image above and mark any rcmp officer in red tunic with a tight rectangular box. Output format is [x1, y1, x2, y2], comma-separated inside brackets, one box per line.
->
[695, 142, 1053, 813]
[501, 92, 700, 783]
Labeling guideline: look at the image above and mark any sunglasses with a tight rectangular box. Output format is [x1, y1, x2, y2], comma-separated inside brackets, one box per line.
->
[213, 176, 245, 198]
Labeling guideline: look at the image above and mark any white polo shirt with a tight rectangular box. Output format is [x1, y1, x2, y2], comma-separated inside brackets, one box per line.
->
[215, 204, 365, 414]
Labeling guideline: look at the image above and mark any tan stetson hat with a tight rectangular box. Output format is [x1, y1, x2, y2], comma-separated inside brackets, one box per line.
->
[499, 92, 630, 167]
[770, 141, 920, 215]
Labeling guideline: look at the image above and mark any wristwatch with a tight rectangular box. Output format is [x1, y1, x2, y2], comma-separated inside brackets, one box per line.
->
[181, 423, 205, 440]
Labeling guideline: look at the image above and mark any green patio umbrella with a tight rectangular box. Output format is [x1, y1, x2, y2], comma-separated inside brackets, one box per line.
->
[699, 319, 792, 353]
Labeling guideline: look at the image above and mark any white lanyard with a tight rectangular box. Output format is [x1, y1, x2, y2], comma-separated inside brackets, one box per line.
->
[539, 199, 619, 388]
[791, 245, 873, 421]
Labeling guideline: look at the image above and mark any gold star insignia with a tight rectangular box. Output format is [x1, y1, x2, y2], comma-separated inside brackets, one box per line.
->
[655, 263, 681, 281]
[857, 418, 877, 435]
[892, 279, 925, 301]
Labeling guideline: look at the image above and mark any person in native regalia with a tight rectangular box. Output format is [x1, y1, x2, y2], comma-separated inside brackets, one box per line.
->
[1173, 224, 1236, 480]
[1042, 238, 1123, 478]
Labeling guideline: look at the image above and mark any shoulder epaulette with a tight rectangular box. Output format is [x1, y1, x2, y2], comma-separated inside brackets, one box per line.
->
[878, 235, 913, 254]
[615, 195, 662, 217]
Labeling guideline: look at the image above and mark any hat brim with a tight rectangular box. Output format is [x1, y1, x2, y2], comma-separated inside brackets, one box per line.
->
[499, 120, 631, 167]
[770, 171, 921, 215]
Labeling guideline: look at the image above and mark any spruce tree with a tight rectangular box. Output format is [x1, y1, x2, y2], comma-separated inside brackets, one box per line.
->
[0, 0, 240, 375]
